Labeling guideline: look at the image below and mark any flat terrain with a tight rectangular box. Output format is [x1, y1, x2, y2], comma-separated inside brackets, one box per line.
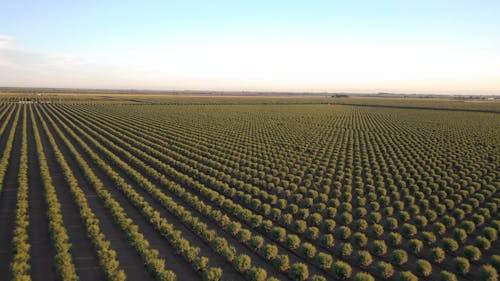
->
[0, 95, 498, 281]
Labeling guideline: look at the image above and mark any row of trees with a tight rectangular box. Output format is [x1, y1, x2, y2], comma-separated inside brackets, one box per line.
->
[0, 104, 18, 194]
[55, 101, 500, 278]
[30, 105, 78, 280]
[54, 105, 394, 280]
[73, 111, 417, 280]
[56, 104, 486, 278]
[40, 107, 178, 280]
[49, 102, 307, 280]
[36, 106, 126, 280]
[55, 104, 361, 280]
[101, 105, 496, 278]
[42, 106, 240, 276]
[11, 106, 31, 279]
[129, 103, 492, 223]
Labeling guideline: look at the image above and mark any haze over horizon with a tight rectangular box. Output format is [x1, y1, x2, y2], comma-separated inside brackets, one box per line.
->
[1, 1, 499, 94]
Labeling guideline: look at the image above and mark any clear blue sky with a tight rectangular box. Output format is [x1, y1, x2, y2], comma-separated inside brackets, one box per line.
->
[1, 0, 499, 93]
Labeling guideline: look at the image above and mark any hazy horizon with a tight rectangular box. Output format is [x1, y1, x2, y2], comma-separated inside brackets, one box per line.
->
[1, 1, 500, 94]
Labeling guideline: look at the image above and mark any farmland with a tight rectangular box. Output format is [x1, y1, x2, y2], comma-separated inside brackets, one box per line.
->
[0, 95, 498, 281]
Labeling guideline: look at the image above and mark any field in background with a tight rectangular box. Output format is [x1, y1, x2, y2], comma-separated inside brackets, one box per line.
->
[0, 94, 498, 281]
[1, 92, 499, 112]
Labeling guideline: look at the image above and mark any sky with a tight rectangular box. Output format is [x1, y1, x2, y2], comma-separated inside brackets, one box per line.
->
[1, 0, 500, 94]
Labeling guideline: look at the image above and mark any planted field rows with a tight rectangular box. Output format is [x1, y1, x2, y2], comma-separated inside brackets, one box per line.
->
[0, 101, 498, 281]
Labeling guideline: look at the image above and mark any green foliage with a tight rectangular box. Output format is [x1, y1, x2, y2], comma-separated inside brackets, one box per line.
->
[4, 100, 498, 281]
[480, 265, 498, 281]
[453, 257, 470, 275]
[315, 252, 333, 270]
[31, 107, 79, 281]
[386, 218, 398, 230]
[439, 271, 458, 281]
[263, 244, 279, 261]
[431, 247, 446, 263]
[319, 234, 334, 248]
[270, 227, 286, 242]
[402, 223, 418, 237]
[247, 267, 267, 281]
[300, 242, 316, 259]
[433, 222, 447, 235]
[409, 239, 424, 255]
[339, 242, 353, 258]
[356, 250, 373, 267]
[234, 254, 251, 273]
[286, 234, 301, 250]
[203, 267, 223, 281]
[421, 231, 437, 245]
[273, 255, 290, 272]
[475, 236, 492, 250]
[399, 271, 418, 281]
[338, 226, 352, 240]
[289, 263, 308, 281]
[237, 229, 252, 243]
[463, 245, 481, 261]
[353, 232, 368, 247]
[389, 232, 403, 247]
[483, 227, 498, 242]
[415, 259, 432, 277]
[375, 261, 394, 279]
[392, 249, 408, 265]
[372, 240, 388, 256]
[309, 275, 327, 281]
[442, 238, 459, 253]
[371, 223, 384, 237]
[353, 272, 375, 281]
[250, 236, 265, 250]
[491, 255, 500, 270]
[354, 219, 369, 232]
[332, 261, 352, 279]
[453, 228, 467, 243]
[340, 212, 353, 225]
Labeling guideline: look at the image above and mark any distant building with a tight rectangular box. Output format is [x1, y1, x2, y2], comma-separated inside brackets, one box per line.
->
[330, 94, 349, 98]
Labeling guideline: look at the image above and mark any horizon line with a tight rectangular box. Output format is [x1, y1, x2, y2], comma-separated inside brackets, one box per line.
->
[1, 86, 499, 97]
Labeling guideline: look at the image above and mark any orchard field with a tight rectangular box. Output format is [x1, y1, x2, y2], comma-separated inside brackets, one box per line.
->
[0, 95, 498, 281]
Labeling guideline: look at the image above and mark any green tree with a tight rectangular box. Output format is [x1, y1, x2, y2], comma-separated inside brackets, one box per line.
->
[319, 234, 334, 248]
[286, 234, 301, 250]
[392, 249, 408, 265]
[339, 242, 352, 258]
[463, 245, 481, 262]
[263, 244, 278, 261]
[273, 255, 290, 272]
[442, 238, 459, 253]
[415, 259, 432, 277]
[480, 265, 498, 281]
[399, 271, 418, 281]
[491, 255, 500, 270]
[353, 272, 375, 281]
[357, 250, 373, 267]
[300, 242, 316, 259]
[315, 252, 333, 270]
[203, 267, 222, 281]
[247, 267, 267, 281]
[439, 271, 458, 281]
[375, 261, 394, 279]
[409, 239, 423, 255]
[372, 240, 387, 256]
[233, 254, 251, 273]
[289, 263, 309, 281]
[332, 261, 352, 279]
[454, 257, 470, 275]
[431, 247, 446, 263]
